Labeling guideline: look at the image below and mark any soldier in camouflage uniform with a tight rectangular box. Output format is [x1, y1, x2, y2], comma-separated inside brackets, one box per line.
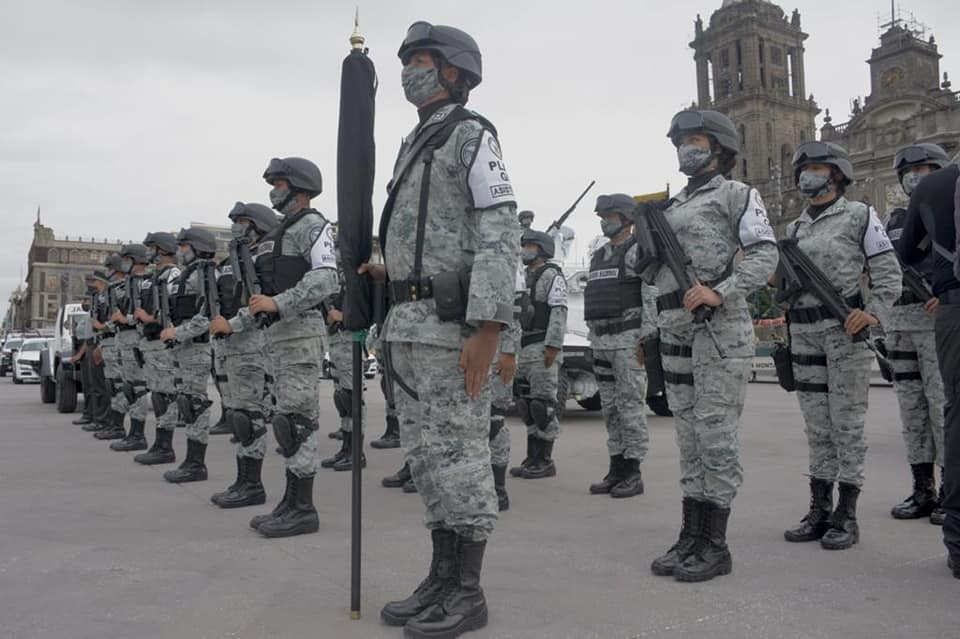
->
[134, 232, 182, 466]
[780, 141, 901, 551]
[208, 202, 279, 509]
[366, 23, 519, 638]
[82, 271, 112, 432]
[883, 143, 950, 525]
[584, 194, 659, 499]
[89, 255, 128, 439]
[647, 110, 778, 583]
[371, 324, 402, 450]
[215, 157, 338, 538]
[518, 209, 534, 230]
[159, 228, 217, 483]
[511, 230, 566, 480]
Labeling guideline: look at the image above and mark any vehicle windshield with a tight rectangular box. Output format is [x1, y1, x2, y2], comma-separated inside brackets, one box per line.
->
[4, 339, 23, 351]
[19, 341, 45, 352]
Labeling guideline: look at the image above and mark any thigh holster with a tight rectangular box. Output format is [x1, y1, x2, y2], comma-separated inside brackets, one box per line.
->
[489, 404, 506, 441]
[272, 413, 319, 458]
[529, 398, 552, 430]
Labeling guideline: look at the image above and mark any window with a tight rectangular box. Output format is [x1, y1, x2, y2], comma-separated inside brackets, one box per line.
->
[771, 47, 783, 66]
[742, 159, 748, 180]
[48, 248, 59, 263]
[739, 124, 747, 147]
[720, 49, 730, 68]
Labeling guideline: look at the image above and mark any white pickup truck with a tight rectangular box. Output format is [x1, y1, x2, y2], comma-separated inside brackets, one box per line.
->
[39, 303, 88, 413]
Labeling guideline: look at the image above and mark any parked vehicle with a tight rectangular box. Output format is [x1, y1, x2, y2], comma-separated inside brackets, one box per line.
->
[12, 338, 47, 384]
[39, 303, 86, 412]
[1, 336, 24, 377]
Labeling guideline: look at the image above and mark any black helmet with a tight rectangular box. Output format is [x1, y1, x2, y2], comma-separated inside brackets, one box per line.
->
[143, 231, 178, 256]
[120, 243, 149, 265]
[104, 253, 123, 272]
[595, 193, 637, 218]
[398, 21, 482, 89]
[229, 201, 280, 235]
[263, 157, 323, 196]
[893, 143, 950, 177]
[176, 227, 218, 256]
[792, 140, 854, 187]
[520, 230, 555, 259]
[518, 210, 535, 222]
[667, 110, 739, 154]
[90, 270, 109, 284]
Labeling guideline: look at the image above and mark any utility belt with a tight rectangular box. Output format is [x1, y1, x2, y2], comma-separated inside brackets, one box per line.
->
[117, 324, 137, 332]
[786, 294, 862, 324]
[387, 269, 471, 322]
[894, 291, 926, 306]
[521, 331, 546, 348]
[940, 288, 960, 305]
[656, 278, 724, 313]
[592, 317, 644, 337]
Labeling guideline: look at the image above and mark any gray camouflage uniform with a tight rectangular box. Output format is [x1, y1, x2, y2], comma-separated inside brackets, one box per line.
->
[117, 275, 150, 423]
[328, 326, 363, 434]
[656, 175, 778, 508]
[102, 280, 126, 415]
[784, 197, 902, 487]
[172, 264, 213, 445]
[139, 265, 181, 432]
[490, 298, 521, 467]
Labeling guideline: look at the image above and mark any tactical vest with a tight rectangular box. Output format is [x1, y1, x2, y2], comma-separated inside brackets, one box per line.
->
[94, 293, 109, 323]
[170, 262, 202, 325]
[257, 208, 322, 296]
[584, 237, 645, 321]
[887, 207, 931, 306]
[520, 263, 562, 332]
[217, 258, 241, 320]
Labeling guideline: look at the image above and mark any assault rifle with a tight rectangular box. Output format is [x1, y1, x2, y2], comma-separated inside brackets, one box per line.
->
[230, 239, 272, 328]
[203, 260, 220, 321]
[125, 274, 142, 316]
[775, 238, 890, 367]
[900, 260, 935, 303]
[545, 180, 595, 234]
[159, 278, 175, 348]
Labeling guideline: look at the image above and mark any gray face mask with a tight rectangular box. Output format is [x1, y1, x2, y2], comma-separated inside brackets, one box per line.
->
[269, 186, 300, 215]
[145, 247, 157, 263]
[901, 171, 925, 196]
[177, 247, 196, 266]
[402, 65, 444, 107]
[600, 218, 626, 238]
[798, 170, 833, 199]
[119, 258, 133, 274]
[521, 248, 540, 265]
[678, 144, 713, 176]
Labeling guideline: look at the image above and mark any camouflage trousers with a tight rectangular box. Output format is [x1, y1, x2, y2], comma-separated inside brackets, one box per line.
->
[661, 308, 752, 508]
[328, 330, 364, 434]
[886, 329, 946, 466]
[213, 331, 273, 460]
[516, 342, 560, 442]
[267, 334, 323, 478]
[489, 371, 513, 468]
[391, 341, 497, 541]
[117, 329, 149, 421]
[173, 339, 212, 445]
[100, 335, 126, 414]
[592, 346, 649, 462]
[791, 325, 872, 487]
[140, 338, 179, 432]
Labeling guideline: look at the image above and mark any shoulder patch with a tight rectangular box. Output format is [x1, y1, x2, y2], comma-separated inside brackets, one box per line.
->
[862, 206, 894, 258]
[738, 188, 775, 247]
[547, 273, 568, 306]
[310, 223, 337, 270]
[460, 138, 479, 168]
[467, 129, 516, 209]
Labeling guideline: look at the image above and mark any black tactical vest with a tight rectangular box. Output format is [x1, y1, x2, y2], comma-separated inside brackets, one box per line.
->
[171, 262, 202, 325]
[584, 237, 645, 321]
[520, 263, 562, 332]
[217, 258, 241, 320]
[257, 208, 322, 296]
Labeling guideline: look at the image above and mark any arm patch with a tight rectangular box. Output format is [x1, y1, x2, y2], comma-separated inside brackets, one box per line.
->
[862, 206, 894, 258]
[466, 129, 516, 210]
[546, 273, 568, 307]
[737, 188, 776, 248]
[310, 223, 337, 270]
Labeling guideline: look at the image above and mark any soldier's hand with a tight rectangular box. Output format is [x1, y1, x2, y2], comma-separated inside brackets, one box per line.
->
[134, 308, 153, 324]
[844, 309, 878, 336]
[160, 327, 177, 343]
[683, 284, 722, 311]
[249, 294, 278, 316]
[93, 347, 103, 366]
[924, 297, 940, 314]
[635, 341, 645, 366]
[460, 321, 500, 399]
[327, 309, 344, 325]
[496, 353, 516, 385]
[543, 346, 559, 369]
[92, 320, 106, 331]
[210, 315, 233, 336]
[357, 263, 386, 282]
[111, 310, 127, 324]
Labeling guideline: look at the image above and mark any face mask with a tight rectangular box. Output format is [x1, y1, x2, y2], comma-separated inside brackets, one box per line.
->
[145, 247, 157, 262]
[901, 171, 925, 196]
[678, 144, 713, 176]
[120, 258, 133, 274]
[600, 218, 626, 238]
[178, 247, 196, 266]
[269, 186, 300, 215]
[798, 170, 833, 199]
[519, 220, 532, 229]
[402, 65, 444, 107]
[521, 248, 540, 265]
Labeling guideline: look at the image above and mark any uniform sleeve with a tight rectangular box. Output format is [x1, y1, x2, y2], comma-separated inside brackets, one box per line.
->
[499, 315, 521, 355]
[227, 307, 255, 334]
[274, 219, 340, 319]
[863, 207, 903, 317]
[641, 282, 659, 340]
[544, 272, 567, 349]
[713, 186, 779, 302]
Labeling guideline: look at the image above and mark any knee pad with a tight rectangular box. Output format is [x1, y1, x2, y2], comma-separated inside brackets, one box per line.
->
[529, 399, 552, 430]
[333, 388, 352, 418]
[122, 381, 136, 405]
[272, 413, 318, 458]
[231, 409, 267, 447]
[151, 392, 172, 418]
[515, 397, 534, 426]
[176, 394, 211, 425]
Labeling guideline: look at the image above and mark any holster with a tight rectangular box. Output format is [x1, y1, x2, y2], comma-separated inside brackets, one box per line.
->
[772, 342, 797, 392]
[874, 339, 894, 383]
[432, 269, 471, 322]
[643, 335, 666, 398]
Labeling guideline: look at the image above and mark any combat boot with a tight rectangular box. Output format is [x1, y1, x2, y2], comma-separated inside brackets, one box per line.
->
[209, 411, 232, 436]
[212, 456, 266, 509]
[784, 478, 833, 542]
[371, 414, 401, 449]
[674, 501, 732, 583]
[381, 529, 458, 626]
[610, 457, 644, 498]
[72, 413, 93, 425]
[382, 462, 412, 488]
[333, 434, 366, 472]
[110, 419, 147, 451]
[82, 419, 107, 432]
[403, 478, 418, 493]
[509, 435, 536, 478]
[320, 434, 349, 469]
[521, 439, 556, 479]
[590, 455, 624, 494]
[257, 474, 319, 538]
[492, 464, 509, 512]
[134, 428, 176, 465]
[651, 498, 704, 576]
[891, 463, 937, 519]
[821, 482, 860, 550]
[162, 439, 208, 483]
[250, 469, 296, 530]
[94, 410, 127, 440]
[403, 536, 488, 639]
[930, 468, 946, 526]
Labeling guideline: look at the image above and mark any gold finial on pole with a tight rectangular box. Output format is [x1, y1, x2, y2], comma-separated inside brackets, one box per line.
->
[350, 8, 365, 50]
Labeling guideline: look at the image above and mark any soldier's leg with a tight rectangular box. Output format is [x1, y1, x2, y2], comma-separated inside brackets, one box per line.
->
[210, 341, 232, 435]
[589, 349, 625, 494]
[89, 345, 112, 427]
[916, 330, 948, 524]
[489, 371, 512, 511]
[323, 336, 366, 471]
[511, 349, 537, 477]
[74, 348, 94, 423]
[110, 335, 150, 451]
[94, 338, 128, 438]
[371, 350, 401, 449]
[163, 341, 212, 484]
[521, 347, 559, 479]
[607, 347, 648, 498]
[135, 341, 178, 465]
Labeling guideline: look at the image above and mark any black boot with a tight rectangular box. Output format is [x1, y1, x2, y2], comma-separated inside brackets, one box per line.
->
[162, 439, 208, 483]
[82, 419, 107, 432]
[509, 435, 536, 478]
[381, 529, 458, 626]
[371, 415, 401, 449]
[784, 478, 834, 542]
[674, 501, 732, 583]
[521, 439, 556, 479]
[250, 469, 296, 530]
[257, 474, 319, 538]
[821, 482, 860, 550]
[333, 434, 366, 472]
[72, 414, 93, 425]
[610, 457, 644, 498]
[930, 468, 946, 526]
[321, 434, 349, 469]
[403, 478, 418, 493]
[891, 463, 937, 519]
[134, 428, 176, 465]
[651, 498, 704, 576]
[590, 455, 624, 494]
[94, 410, 127, 440]
[110, 419, 148, 451]
[209, 411, 232, 435]
[492, 465, 509, 512]
[403, 536, 488, 639]
[383, 462, 412, 488]
[212, 457, 267, 509]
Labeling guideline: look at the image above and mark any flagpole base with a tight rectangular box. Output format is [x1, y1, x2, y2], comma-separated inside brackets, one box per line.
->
[351, 610, 361, 620]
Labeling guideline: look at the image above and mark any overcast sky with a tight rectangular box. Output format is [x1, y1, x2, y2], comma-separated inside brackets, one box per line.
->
[2, 0, 958, 316]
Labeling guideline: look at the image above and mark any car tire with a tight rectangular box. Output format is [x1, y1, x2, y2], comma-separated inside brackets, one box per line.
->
[56, 366, 78, 413]
[576, 393, 602, 411]
[40, 375, 56, 403]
